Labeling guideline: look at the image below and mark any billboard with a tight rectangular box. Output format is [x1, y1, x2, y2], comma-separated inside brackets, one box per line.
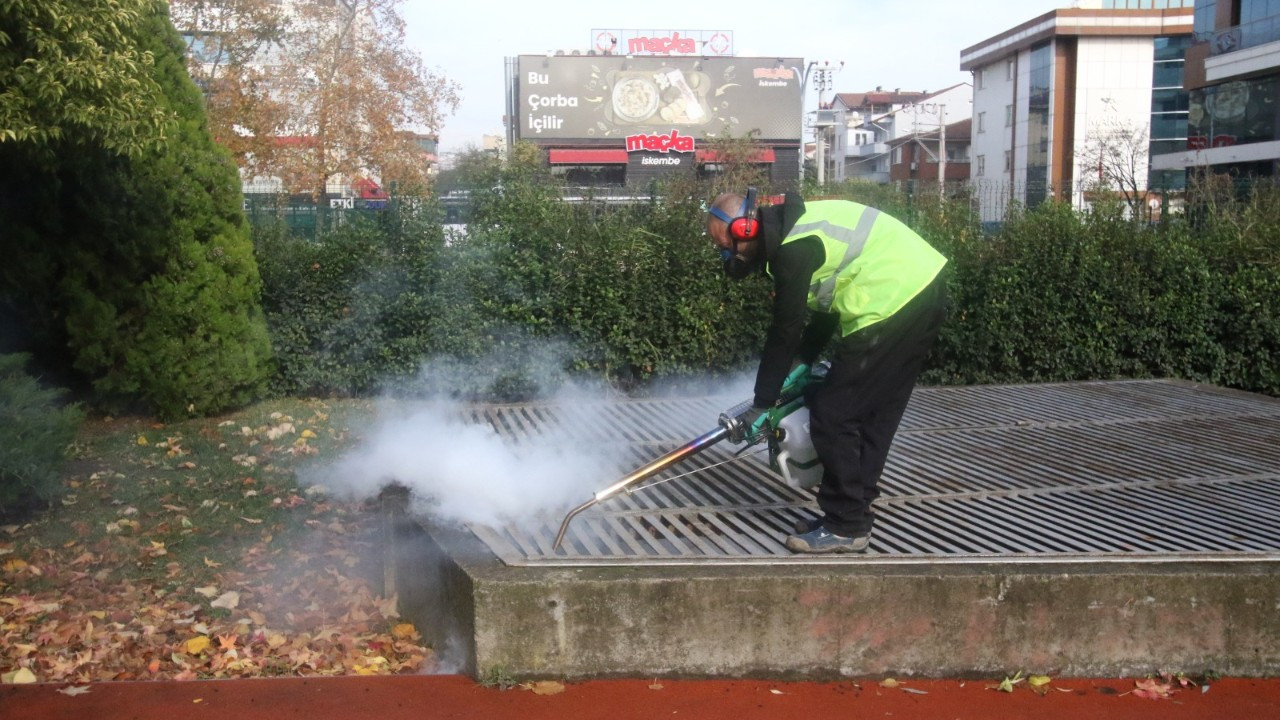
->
[588, 29, 733, 56]
[516, 55, 803, 143]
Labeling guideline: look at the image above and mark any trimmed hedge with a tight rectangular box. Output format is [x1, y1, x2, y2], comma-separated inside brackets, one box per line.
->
[256, 170, 771, 400]
[256, 154, 1279, 400]
[822, 181, 1278, 395]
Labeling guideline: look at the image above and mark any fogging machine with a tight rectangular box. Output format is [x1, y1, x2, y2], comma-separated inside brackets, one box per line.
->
[552, 363, 826, 549]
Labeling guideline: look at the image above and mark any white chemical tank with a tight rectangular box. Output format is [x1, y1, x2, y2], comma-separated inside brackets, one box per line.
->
[757, 406, 823, 490]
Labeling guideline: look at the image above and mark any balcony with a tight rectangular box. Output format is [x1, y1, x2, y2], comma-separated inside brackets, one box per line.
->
[1209, 15, 1280, 57]
[857, 142, 889, 157]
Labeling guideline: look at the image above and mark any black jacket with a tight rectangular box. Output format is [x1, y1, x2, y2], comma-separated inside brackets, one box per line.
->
[752, 194, 839, 407]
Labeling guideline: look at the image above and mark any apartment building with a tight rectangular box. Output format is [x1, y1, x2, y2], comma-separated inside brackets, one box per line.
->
[960, 0, 1195, 221]
[888, 119, 973, 183]
[826, 85, 970, 183]
[1152, 0, 1280, 178]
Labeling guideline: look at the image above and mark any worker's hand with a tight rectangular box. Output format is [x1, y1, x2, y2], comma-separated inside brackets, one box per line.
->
[735, 405, 770, 440]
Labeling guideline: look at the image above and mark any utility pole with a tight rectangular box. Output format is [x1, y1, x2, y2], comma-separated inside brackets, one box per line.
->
[804, 60, 843, 186]
[908, 101, 948, 202]
[938, 104, 947, 202]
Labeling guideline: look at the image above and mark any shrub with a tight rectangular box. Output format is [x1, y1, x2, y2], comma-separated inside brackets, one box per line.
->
[255, 203, 450, 397]
[0, 2, 273, 420]
[255, 149, 1280, 401]
[0, 354, 83, 517]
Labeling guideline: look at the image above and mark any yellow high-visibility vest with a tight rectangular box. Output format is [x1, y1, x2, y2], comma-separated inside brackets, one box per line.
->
[770, 200, 947, 336]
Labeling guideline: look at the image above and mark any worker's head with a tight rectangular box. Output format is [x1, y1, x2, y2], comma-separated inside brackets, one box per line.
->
[706, 188, 761, 279]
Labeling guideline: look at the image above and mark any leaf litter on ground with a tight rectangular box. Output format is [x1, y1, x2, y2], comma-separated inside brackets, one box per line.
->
[0, 400, 432, 683]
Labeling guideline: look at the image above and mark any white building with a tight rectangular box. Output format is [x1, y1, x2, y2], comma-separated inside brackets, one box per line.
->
[960, 0, 1195, 222]
[824, 85, 973, 184]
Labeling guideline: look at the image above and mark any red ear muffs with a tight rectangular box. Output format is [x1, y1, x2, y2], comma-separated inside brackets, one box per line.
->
[729, 216, 759, 240]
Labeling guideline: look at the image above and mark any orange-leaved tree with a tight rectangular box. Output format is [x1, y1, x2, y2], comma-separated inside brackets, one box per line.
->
[172, 0, 459, 200]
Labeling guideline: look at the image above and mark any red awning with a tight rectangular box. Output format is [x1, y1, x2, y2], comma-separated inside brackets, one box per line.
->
[695, 148, 777, 164]
[549, 149, 629, 164]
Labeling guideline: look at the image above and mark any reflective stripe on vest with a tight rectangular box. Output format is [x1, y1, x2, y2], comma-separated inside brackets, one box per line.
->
[798, 208, 880, 311]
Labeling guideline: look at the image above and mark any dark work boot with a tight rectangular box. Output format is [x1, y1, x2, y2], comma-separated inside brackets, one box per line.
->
[792, 515, 823, 534]
[785, 526, 871, 554]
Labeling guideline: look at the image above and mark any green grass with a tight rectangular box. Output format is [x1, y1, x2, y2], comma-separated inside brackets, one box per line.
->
[1, 396, 445, 682]
[5, 396, 380, 605]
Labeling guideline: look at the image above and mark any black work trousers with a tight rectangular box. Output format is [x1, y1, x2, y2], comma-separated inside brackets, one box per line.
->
[807, 277, 946, 537]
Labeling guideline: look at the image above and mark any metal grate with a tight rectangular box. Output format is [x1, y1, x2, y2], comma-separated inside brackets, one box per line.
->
[462, 380, 1280, 566]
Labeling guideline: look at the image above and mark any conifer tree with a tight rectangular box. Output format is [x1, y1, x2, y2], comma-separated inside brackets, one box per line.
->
[0, 1, 272, 418]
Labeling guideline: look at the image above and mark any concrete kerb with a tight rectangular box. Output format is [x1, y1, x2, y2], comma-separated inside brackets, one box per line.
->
[381, 495, 1280, 680]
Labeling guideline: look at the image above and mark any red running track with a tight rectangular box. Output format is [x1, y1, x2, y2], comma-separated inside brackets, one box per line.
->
[3, 675, 1279, 720]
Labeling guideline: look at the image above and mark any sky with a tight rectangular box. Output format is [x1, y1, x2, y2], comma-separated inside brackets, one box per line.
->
[402, 0, 1074, 161]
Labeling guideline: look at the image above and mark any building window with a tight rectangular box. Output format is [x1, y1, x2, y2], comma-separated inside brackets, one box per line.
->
[1193, 0, 1217, 40]
[1005, 104, 1013, 127]
[1104, 0, 1194, 7]
[1006, 58, 1015, 80]
[1025, 41, 1052, 208]
[892, 146, 902, 164]
[553, 164, 626, 186]
[1004, 150, 1012, 172]
[977, 112, 986, 133]
[1150, 35, 1192, 190]
[976, 155, 986, 176]
[977, 68, 987, 90]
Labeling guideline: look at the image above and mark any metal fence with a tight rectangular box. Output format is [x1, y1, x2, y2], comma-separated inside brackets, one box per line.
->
[243, 191, 398, 241]
[244, 174, 1279, 240]
[852, 174, 1279, 231]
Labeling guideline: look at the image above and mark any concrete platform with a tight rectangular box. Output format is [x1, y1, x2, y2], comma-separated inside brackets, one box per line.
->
[383, 380, 1280, 679]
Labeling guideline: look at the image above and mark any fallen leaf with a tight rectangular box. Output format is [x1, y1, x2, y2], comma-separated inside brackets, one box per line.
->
[769, 689, 784, 695]
[195, 587, 220, 599]
[902, 688, 929, 695]
[1029, 674, 1052, 695]
[3, 668, 37, 684]
[137, 435, 149, 446]
[391, 623, 418, 640]
[993, 671, 1024, 693]
[879, 678, 900, 688]
[1130, 678, 1173, 700]
[57, 686, 92, 696]
[649, 682, 664, 690]
[185, 636, 212, 655]
[528, 680, 565, 695]
[210, 591, 240, 610]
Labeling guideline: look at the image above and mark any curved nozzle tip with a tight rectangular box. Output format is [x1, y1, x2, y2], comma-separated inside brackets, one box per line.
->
[552, 497, 597, 550]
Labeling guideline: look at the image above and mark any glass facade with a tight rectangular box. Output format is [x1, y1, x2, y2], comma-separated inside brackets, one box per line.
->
[1188, 78, 1280, 148]
[1242, 0, 1280, 23]
[1194, 0, 1218, 40]
[1026, 42, 1052, 208]
[1102, 0, 1194, 7]
[1149, 35, 1192, 190]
